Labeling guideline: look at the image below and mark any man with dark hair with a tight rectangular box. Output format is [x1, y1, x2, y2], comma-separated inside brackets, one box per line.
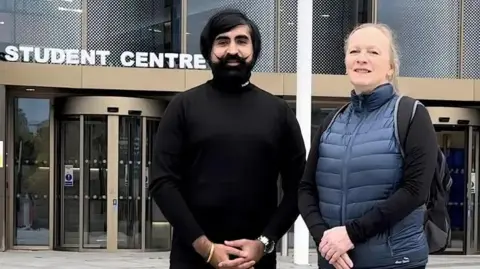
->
[149, 9, 306, 269]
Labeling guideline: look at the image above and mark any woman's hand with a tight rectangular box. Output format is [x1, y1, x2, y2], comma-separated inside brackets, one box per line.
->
[319, 226, 354, 264]
[332, 253, 354, 269]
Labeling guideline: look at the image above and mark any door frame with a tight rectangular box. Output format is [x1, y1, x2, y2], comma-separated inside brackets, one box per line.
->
[0, 86, 6, 252]
[106, 115, 119, 251]
[466, 126, 480, 254]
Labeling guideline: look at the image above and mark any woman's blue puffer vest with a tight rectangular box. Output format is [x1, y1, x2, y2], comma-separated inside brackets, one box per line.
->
[315, 84, 429, 269]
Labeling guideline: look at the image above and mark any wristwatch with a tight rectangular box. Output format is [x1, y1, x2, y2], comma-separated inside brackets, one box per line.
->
[257, 235, 275, 254]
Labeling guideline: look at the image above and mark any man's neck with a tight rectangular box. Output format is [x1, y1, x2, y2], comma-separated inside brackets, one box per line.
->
[210, 77, 251, 92]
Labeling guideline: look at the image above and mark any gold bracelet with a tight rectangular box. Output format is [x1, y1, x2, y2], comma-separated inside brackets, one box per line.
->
[206, 243, 215, 263]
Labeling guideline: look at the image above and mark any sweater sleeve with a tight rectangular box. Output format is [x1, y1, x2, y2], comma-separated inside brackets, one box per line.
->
[345, 104, 437, 244]
[262, 103, 306, 242]
[298, 123, 330, 245]
[148, 94, 205, 245]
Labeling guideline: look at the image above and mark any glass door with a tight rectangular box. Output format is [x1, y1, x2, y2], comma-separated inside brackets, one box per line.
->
[435, 125, 467, 254]
[83, 115, 108, 249]
[57, 116, 81, 248]
[144, 118, 172, 250]
[56, 115, 109, 250]
[117, 116, 142, 249]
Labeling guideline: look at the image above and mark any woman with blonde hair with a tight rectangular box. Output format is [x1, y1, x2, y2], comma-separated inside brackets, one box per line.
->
[298, 23, 437, 269]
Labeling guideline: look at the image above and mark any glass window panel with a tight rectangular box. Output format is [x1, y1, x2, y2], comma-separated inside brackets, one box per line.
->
[14, 98, 50, 246]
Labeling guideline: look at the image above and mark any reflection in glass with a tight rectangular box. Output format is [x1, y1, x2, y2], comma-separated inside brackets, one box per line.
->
[118, 116, 142, 249]
[59, 117, 81, 246]
[14, 98, 50, 246]
[83, 116, 108, 248]
[86, 0, 181, 67]
[0, 0, 82, 62]
[377, 0, 460, 78]
[145, 119, 171, 250]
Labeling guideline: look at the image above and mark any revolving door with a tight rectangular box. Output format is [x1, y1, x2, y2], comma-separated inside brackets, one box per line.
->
[54, 96, 170, 251]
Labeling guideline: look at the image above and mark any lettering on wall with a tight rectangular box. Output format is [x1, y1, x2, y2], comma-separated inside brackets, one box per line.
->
[3, 45, 208, 69]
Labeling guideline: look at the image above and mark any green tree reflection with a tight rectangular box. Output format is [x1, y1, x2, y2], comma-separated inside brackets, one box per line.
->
[15, 106, 50, 231]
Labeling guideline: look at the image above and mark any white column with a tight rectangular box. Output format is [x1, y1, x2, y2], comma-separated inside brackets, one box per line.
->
[281, 233, 288, 256]
[293, 0, 313, 265]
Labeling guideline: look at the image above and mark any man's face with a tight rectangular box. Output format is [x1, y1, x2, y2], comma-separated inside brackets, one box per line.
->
[210, 24, 254, 67]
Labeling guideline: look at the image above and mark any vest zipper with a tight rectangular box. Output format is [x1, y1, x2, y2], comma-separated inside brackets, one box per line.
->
[340, 112, 366, 225]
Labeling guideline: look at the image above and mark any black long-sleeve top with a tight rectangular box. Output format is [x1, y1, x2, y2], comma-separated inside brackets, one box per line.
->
[298, 103, 437, 245]
[149, 81, 306, 256]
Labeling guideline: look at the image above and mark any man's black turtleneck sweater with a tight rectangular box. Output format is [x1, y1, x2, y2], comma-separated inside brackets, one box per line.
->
[149, 80, 306, 265]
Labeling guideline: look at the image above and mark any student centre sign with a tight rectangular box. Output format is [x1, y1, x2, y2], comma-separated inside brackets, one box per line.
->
[4, 45, 208, 69]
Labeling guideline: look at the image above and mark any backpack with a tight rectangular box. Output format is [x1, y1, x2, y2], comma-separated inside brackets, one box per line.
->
[395, 95, 452, 254]
[320, 95, 452, 254]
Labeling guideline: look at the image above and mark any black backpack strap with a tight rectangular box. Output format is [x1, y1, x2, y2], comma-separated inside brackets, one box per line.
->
[394, 95, 421, 157]
[395, 95, 429, 202]
[320, 103, 350, 135]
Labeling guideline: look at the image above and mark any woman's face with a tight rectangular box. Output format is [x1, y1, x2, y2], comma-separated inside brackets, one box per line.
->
[345, 27, 393, 93]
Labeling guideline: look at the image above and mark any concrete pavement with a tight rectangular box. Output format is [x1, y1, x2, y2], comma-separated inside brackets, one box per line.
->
[1, 251, 480, 268]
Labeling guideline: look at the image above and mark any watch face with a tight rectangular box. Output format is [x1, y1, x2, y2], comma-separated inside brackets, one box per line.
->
[259, 237, 274, 254]
[265, 240, 275, 254]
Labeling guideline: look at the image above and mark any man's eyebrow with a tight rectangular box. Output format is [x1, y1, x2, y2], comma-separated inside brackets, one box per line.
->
[215, 35, 229, 41]
[215, 34, 250, 41]
[235, 34, 250, 39]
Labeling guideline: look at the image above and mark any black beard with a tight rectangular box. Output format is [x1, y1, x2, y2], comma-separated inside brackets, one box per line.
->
[210, 54, 253, 87]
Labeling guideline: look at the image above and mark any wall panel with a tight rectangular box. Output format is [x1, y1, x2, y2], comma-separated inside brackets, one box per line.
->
[0, 62, 475, 102]
[377, 0, 461, 78]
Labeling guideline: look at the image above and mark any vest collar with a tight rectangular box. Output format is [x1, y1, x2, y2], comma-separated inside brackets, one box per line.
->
[350, 83, 395, 113]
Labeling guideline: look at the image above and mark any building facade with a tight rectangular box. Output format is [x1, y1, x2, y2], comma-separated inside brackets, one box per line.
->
[0, 0, 480, 258]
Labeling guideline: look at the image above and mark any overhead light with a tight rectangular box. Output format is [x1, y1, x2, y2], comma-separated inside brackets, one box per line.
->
[320, 14, 330, 17]
[0, 21, 4, 25]
[25, 88, 35, 92]
[148, 28, 162, 33]
[58, 7, 82, 13]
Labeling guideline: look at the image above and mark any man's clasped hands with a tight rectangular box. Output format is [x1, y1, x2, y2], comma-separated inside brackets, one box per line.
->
[194, 236, 265, 269]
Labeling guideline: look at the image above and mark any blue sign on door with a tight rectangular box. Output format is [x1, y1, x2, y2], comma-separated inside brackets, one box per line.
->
[64, 165, 74, 187]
